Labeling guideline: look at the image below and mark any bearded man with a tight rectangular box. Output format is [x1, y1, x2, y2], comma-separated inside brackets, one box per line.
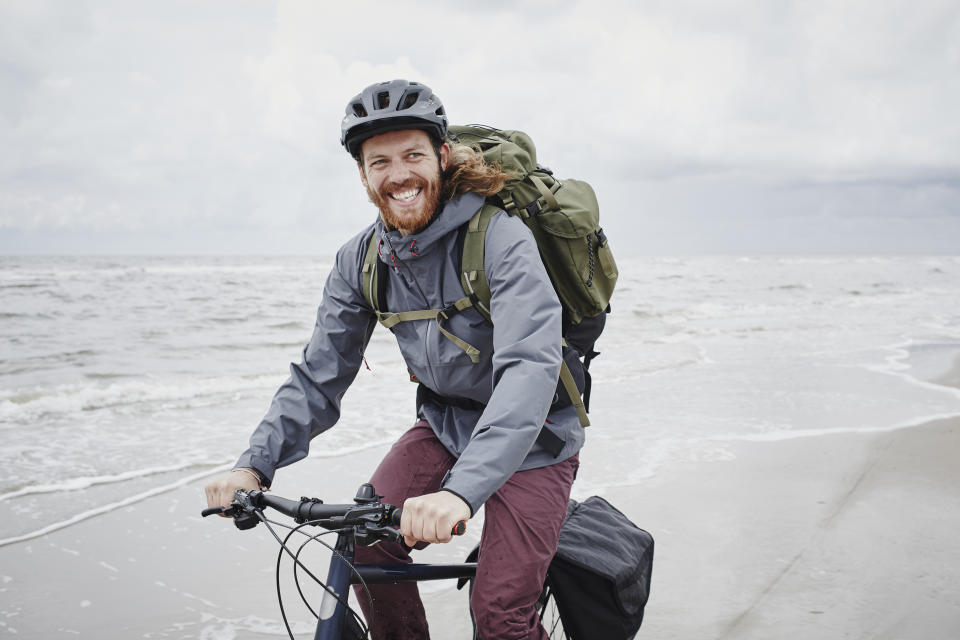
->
[205, 79, 584, 639]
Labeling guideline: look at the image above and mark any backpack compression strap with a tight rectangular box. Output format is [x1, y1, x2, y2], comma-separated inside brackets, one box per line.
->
[460, 204, 591, 428]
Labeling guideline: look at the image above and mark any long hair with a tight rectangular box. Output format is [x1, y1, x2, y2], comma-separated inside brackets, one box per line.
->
[440, 140, 512, 202]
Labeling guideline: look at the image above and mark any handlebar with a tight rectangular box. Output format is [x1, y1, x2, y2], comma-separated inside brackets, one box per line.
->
[202, 483, 466, 539]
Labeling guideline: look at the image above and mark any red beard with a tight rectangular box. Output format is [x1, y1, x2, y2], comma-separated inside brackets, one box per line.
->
[367, 174, 443, 236]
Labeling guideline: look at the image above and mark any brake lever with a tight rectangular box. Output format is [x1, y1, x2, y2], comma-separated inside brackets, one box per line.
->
[200, 504, 260, 530]
[233, 511, 261, 530]
[363, 523, 403, 544]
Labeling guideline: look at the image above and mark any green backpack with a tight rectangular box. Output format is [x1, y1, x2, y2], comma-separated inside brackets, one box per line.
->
[361, 124, 618, 428]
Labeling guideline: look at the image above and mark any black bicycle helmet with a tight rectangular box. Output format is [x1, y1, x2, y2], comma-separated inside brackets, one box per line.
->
[340, 79, 448, 159]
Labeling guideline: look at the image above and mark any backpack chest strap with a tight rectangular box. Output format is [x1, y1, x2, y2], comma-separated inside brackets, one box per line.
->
[373, 295, 483, 364]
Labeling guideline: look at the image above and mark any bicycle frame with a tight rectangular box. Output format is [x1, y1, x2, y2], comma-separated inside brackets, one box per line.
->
[202, 486, 484, 639]
[312, 528, 477, 640]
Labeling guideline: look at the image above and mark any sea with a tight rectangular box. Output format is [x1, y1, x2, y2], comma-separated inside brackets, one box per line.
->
[2, 255, 960, 546]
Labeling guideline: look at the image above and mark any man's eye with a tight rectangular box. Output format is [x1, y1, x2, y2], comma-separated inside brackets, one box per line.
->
[408, 153, 424, 159]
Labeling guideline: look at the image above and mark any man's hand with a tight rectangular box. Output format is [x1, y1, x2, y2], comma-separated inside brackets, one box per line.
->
[204, 468, 262, 514]
[400, 491, 471, 546]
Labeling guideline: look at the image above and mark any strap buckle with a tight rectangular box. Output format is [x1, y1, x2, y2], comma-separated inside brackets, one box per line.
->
[439, 293, 479, 321]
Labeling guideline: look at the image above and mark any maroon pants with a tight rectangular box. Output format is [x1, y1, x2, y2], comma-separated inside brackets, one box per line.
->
[352, 421, 578, 640]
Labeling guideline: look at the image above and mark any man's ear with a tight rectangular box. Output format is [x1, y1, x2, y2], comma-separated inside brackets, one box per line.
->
[439, 143, 450, 171]
[358, 161, 368, 188]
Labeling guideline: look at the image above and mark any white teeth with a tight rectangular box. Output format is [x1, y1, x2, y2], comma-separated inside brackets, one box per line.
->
[390, 188, 421, 202]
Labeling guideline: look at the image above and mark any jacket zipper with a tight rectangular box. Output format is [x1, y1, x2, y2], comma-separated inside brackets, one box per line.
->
[389, 246, 441, 391]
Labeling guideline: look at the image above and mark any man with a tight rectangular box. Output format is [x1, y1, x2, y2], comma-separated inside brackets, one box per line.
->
[205, 79, 584, 639]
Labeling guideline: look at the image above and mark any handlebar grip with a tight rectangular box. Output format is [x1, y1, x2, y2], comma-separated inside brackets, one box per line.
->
[390, 509, 467, 536]
[201, 507, 225, 517]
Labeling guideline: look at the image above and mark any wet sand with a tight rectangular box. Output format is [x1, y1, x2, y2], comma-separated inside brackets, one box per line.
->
[3, 416, 959, 638]
[622, 416, 960, 639]
[2, 417, 959, 638]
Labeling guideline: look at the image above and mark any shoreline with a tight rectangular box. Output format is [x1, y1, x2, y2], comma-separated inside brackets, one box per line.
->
[1, 416, 958, 637]
[0, 436, 410, 547]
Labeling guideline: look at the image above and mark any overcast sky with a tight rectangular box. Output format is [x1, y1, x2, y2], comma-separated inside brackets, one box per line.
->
[1, 0, 958, 255]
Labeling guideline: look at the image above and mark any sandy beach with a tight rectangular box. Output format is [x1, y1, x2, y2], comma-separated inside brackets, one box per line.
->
[2, 411, 958, 638]
[627, 416, 960, 639]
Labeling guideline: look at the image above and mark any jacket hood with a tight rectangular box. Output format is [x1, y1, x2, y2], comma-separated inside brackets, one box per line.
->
[375, 192, 485, 264]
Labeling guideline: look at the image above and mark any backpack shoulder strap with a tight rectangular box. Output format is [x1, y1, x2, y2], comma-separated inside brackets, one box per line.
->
[360, 228, 381, 311]
[458, 203, 498, 324]
[459, 203, 590, 427]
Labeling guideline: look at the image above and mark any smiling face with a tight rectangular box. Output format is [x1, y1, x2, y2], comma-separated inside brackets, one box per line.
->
[359, 129, 450, 236]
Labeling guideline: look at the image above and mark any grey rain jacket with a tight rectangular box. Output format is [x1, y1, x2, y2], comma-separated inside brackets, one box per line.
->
[235, 192, 585, 513]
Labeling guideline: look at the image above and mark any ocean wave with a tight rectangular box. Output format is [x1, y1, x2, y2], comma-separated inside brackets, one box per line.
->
[707, 411, 960, 443]
[0, 463, 234, 548]
[0, 311, 60, 320]
[0, 459, 233, 502]
[204, 341, 307, 351]
[0, 434, 399, 547]
[872, 339, 960, 394]
[0, 374, 281, 421]
[83, 372, 138, 380]
[0, 349, 100, 377]
[268, 321, 310, 330]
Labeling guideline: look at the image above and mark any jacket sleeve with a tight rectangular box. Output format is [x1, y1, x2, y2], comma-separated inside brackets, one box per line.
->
[235, 234, 377, 485]
[441, 214, 563, 512]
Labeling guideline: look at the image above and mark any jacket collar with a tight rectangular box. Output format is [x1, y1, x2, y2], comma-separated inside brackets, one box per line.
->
[376, 192, 485, 263]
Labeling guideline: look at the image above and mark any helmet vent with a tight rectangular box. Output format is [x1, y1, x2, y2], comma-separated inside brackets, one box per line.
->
[399, 91, 420, 111]
[375, 91, 391, 110]
[352, 103, 368, 118]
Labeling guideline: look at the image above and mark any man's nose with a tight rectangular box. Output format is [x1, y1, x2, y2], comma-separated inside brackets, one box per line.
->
[386, 161, 413, 184]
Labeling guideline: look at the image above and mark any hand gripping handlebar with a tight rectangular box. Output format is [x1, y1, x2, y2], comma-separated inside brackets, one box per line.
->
[202, 485, 466, 537]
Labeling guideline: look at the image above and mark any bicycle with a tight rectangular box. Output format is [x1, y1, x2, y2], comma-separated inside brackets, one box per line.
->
[202, 482, 571, 639]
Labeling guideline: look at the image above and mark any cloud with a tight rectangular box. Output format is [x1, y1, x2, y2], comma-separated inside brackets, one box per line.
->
[0, 0, 958, 254]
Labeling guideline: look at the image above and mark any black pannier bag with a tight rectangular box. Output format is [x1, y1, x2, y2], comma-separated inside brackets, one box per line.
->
[546, 496, 654, 639]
